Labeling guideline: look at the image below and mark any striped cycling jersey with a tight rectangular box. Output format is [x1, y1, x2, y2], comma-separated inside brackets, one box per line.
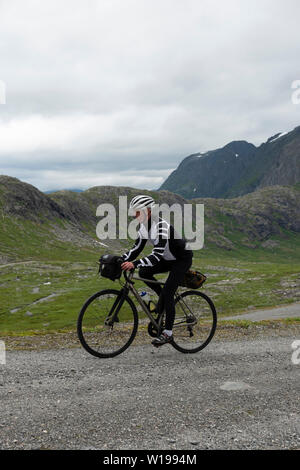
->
[121, 216, 191, 268]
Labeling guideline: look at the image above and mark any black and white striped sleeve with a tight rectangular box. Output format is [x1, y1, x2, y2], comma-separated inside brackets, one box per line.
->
[133, 221, 169, 268]
[121, 230, 147, 262]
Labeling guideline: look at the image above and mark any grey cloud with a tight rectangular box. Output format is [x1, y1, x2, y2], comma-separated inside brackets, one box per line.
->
[0, 0, 300, 190]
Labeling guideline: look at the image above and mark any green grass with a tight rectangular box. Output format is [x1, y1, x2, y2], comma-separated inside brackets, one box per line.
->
[0, 216, 98, 263]
[191, 238, 300, 317]
[0, 259, 160, 334]
[0, 212, 299, 336]
[0, 246, 299, 335]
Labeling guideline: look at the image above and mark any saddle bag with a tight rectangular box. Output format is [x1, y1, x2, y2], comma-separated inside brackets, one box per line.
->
[181, 269, 207, 289]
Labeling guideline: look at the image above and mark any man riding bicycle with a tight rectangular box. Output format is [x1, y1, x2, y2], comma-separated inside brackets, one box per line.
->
[121, 195, 193, 347]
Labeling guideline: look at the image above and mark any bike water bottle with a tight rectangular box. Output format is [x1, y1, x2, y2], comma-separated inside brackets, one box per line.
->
[140, 291, 150, 303]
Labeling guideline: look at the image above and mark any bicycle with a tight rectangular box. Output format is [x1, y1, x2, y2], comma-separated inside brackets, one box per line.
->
[77, 267, 217, 358]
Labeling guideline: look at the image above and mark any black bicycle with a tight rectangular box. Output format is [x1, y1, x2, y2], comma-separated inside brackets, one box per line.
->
[77, 266, 217, 358]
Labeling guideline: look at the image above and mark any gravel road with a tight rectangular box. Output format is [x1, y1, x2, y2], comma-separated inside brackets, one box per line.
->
[223, 302, 300, 321]
[1, 333, 300, 450]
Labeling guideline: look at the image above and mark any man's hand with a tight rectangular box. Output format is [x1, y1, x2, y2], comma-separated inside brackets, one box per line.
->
[121, 261, 135, 271]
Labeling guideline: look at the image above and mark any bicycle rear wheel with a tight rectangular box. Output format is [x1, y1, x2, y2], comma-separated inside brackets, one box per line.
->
[77, 289, 138, 358]
[171, 290, 217, 354]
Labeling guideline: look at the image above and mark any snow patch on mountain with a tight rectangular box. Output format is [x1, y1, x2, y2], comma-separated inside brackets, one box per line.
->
[268, 132, 288, 143]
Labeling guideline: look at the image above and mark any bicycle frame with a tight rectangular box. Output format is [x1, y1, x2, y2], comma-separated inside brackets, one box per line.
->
[116, 270, 162, 331]
[78, 267, 217, 358]
[118, 270, 190, 332]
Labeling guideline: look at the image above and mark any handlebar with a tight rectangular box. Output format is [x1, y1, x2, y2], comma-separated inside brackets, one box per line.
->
[123, 267, 135, 283]
[99, 254, 136, 283]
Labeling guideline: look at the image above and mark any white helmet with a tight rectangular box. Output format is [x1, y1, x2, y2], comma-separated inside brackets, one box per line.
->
[129, 195, 155, 215]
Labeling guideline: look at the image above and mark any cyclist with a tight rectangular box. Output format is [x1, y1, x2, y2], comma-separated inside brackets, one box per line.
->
[121, 195, 193, 347]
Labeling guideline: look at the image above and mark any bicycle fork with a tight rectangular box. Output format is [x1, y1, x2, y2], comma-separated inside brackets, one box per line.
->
[104, 288, 128, 327]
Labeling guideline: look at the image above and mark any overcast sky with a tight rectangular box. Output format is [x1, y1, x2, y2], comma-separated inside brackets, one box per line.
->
[0, 0, 300, 191]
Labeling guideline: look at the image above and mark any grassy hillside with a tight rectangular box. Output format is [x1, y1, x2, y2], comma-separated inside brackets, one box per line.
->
[0, 176, 299, 336]
[1, 246, 299, 335]
[190, 184, 300, 253]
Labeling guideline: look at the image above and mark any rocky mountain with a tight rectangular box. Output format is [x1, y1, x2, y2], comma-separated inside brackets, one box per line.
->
[0, 175, 66, 223]
[0, 176, 187, 263]
[194, 184, 300, 251]
[48, 185, 187, 230]
[159, 125, 300, 199]
[0, 175, 299, 263]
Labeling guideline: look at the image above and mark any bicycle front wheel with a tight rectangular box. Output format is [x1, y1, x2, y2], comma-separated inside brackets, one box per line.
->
[77, 289, 138, 358]
[171, 290, 217, 354]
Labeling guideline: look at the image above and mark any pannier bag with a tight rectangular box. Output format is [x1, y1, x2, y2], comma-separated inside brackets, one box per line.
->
[99, 254, 123, 281]
[180, 269, 207, 289]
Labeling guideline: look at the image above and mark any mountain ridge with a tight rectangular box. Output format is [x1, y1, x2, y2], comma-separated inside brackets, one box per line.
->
[159, 125, 300, 199]
[0, 175, 299, 263]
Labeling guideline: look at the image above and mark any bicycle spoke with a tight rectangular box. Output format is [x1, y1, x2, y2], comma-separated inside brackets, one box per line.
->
[77, 289, 138, 358]
[171, 291, 217, 353]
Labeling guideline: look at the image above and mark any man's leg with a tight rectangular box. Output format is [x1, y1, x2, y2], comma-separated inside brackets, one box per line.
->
[163, 257, 192, 330]
[138, 260, 171, 301]
[152, 255, 193, 346]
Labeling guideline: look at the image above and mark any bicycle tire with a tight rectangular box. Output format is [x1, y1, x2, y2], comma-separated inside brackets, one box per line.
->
[171, 290, 217, 354]
[77, 288, 138, 358]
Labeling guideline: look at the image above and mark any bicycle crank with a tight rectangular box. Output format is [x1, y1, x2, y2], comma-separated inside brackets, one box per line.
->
[148, 316, 165, 337]
[147, 322, 159, 338]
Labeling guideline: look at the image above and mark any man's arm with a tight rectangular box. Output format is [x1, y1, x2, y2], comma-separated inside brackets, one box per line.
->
[133, 220, 169, 268]
[121, 230, 147, 262]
